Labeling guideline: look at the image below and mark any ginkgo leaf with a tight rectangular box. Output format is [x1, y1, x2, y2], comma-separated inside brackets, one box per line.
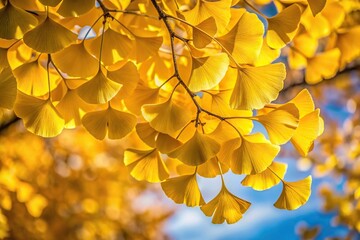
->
[305, 48, 341, 84]
[307, 0, 326, 16]
[301, 9, 330, 39]
[13, 59, 61, 96]
[291, 109, 322, 157]
[335, 27, 360, 69]
[230, 63, 286, 110]
[107, 61, 140, 98]
[57, 0, 95, 17]
[52, 42, 99, 78]
[231, 133, 280, 175]
[141, 97, 192, 134]
[0, 68, 17, 109]
[254, 38, 281, 66]
[197, 157, 229, 178]
[56, 89, 94, 129]
[267, 4, 302, 49]
[201, 185, 251, 224]
[161, 174, 205, 207]
[169, 130, 220, 166]
[217, 137, 241, 166]
[156, 133, 182, 154]
[85, 27, 133, 66]
[289, 89, 315, 118]
[23, 17, 77, 53]
[124, 83, 159, 114]
[274, 176, 312, 210]
[192, 17, 216, 49]
[181, 0, 232, 31]
[0, 2, 38, 39]
[188, 53, 229, 92]
[39, 0, 62, 6]
[255, 103, 299, 145]
[124, 149, 169, 183]
[77, 68, 121, 104]
[241, 161, 287, 191]
[134, 35, 163, 62]
[82, 107, 136, 140]
[217, 9, 264, 64]
[14, 92, 65, 137]
[136, 122, 158, 148]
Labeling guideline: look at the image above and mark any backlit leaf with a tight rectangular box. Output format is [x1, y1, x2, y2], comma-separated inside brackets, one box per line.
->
[188, 53, 229, 92]
[161, 174, 205, 207]
[169, 130, 220, 166]
[231, 133, 280, 174]
[14, 92, 65, 137]
[230, 63, 286, 110]
[23, 17, 77, 53]
[124, 149, 169, 183]
[274, 176, 312, 210]
[201, 185, 251, 224]
[241, 162, 287, 191]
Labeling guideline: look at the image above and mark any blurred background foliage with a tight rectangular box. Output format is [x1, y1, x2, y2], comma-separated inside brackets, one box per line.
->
[0, 122, 172, 240]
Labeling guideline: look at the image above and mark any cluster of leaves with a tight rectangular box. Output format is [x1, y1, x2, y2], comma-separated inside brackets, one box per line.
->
[287, 71, 360, 239]
[0, 0, 338, 224]
[0, 124, 171, 239]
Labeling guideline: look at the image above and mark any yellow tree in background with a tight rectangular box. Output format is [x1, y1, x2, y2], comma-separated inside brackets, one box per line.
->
[0, 0, 359, 229]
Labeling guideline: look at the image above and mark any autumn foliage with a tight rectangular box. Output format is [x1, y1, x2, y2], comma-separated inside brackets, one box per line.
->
[0, 0, 360, 232]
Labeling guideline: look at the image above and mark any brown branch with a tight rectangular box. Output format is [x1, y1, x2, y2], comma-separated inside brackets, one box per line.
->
[0, 115, 20, 134]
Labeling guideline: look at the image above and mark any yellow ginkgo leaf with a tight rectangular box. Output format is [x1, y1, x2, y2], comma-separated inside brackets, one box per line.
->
[156, 133, 182, 154]
[169, 130, 220, 166]
[301, 8, 330, 39]
[320, 1, 345, 30]
[14, 92, 65, 137]
[291, 109, 322, 157]
[335, 26, 360, 69]
[307, 0, 326, 16]
[107, 61, 139, 98]
[217, 8, 264, 64]
[82, 107, 136, 140]
[241, 161, 287, 191]
[201, 185, 251, 224]
[85, 27, 133, 66]
[23, 16, 77, 53]
[6, 40, 33, 70]
[124, 148, 169, 183]
[161, 174, 205, 207]
[255, 103, 299, 145]
[0, 2, 38, 40]
[124, 82, 160, 114]
[57, 0, 95, 17]
[231, 133, 280, 174]
[217, 137, 241, 166]
[56, 89, 94, 129]
[141, 97, 192, 134]
[289, 89, 315, 118]
[181, 0, 232, 31]
[305, 48, 341, 85]
[16, 182, 34, 203]
[52, 42, 99, 78]
[188, 53, 229, 92]
[136, 122, 158, 148]
[274, 176, 312, 210]
[39, 0, 62, 6]
[254, 38, 281, 66]
[267, 4, 302, 49]
[13, 58, 61, 96]
[197, 157, 229, 178]
[134, 35, 163, 62]
[77, 68, 121, 104]
[0, 68, 17, 109]
[25, 194, 48, 218]
[192, 17, 216, 49]
[230, 63, 286, 110]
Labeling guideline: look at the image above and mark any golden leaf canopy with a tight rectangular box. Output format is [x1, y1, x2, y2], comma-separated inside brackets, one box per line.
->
[0, 0, 336, 225]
